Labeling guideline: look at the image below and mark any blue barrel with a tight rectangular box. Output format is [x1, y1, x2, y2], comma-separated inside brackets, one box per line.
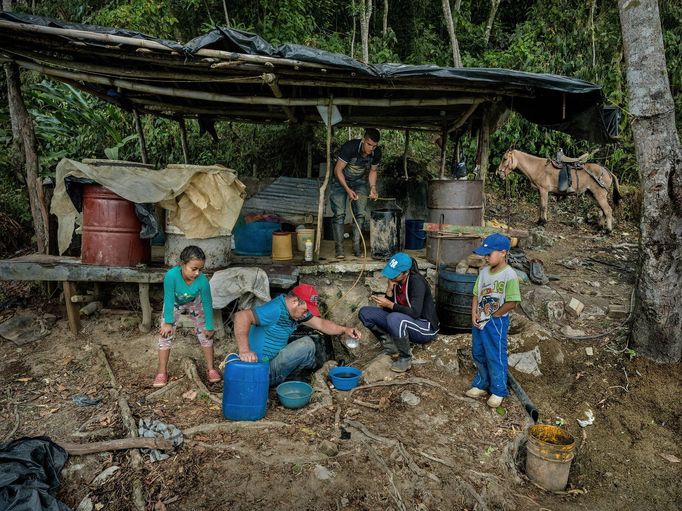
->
[404, 219, 425, 250]
[233, 221, 281, 256]
[437, 266, 478, 332]
[222, 354, 270, 421]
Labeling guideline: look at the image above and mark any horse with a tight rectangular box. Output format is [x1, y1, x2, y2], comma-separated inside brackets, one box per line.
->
[497, 149, 622, 232]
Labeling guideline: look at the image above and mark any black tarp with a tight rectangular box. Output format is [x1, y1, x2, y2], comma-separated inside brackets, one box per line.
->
[0, 437, 70, 511]
[0, 12, 619, 144]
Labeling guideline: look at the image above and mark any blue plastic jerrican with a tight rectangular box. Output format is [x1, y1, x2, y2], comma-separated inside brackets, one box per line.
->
[233, 221, 281, 256]
[222, 354, 270, 421]
[328, 366, 362, 391]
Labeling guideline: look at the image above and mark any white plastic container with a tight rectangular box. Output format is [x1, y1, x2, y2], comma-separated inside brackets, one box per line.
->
[304, 239, 313, 262]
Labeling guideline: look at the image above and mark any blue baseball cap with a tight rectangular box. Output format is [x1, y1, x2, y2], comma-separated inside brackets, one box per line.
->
[473, 233, 511, 255]
[382, 252, 413, 279]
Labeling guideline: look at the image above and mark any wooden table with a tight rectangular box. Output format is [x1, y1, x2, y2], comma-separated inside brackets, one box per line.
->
[0, 254, 165, 334]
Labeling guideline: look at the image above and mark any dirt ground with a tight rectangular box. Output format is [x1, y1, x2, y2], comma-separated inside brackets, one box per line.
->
[1, 190, 681, 511]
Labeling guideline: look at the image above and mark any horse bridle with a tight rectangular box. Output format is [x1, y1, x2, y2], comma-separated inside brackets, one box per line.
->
[498, 149, 515, 178]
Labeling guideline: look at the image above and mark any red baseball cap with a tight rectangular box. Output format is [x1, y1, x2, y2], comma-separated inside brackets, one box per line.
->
[292, 284, 321, 317]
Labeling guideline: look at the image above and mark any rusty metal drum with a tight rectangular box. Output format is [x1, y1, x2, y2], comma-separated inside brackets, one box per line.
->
[426, 179, 484, 265]
[81, 185, 151, 266]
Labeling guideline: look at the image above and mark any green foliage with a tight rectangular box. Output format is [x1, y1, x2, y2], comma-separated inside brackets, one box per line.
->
[86, 0, 178, 37]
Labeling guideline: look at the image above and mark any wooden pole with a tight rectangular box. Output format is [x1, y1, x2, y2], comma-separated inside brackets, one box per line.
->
[315, 98, 334, 257]
[178, 117, 189, 164]
[439, 122, 448, 179]
[132, 109, 148, 164]
[307, 141, 313, 178]
[11, 57, 482, 109]
[479, 108, 491, 222]
[262, 73, 297, 123]
[403, 129, 410, 180]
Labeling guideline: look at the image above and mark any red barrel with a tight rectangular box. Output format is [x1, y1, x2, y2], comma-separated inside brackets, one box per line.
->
[81, 185, 150, 266]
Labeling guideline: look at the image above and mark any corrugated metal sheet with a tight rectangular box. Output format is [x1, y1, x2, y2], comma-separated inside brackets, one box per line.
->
[242, 177, 323, 217]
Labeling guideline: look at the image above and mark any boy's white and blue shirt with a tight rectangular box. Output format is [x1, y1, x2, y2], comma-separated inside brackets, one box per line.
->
[473, 265, 521, 328]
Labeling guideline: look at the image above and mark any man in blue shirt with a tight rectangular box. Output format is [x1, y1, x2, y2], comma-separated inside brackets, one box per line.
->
[330, 128, 381, 259]
[233, 284, 361, 386]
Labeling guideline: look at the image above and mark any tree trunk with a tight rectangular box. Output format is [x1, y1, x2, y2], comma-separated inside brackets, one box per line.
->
[483, 0, 501, 46]
[4, 62, 49, 253]
[619, 0, 682, 362]
[382, 0, 388, 37]
[359, 0, 372, 64]
[441, 0, 462, 67]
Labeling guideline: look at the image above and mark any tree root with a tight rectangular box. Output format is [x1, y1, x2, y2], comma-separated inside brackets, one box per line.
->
[97, 346, 145, 511]
[144, 377, 186, 403]
[182, 358, 222, 406]
[350, 377, 478, 407]
[363, 440, 407, 511]
[183, 421, 290, 437]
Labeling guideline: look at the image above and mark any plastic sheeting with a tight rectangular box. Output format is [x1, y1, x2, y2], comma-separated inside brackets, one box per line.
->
[0, 437, 70, 511]
[209, 267, 271, 310]
[51, 159, 246, 255]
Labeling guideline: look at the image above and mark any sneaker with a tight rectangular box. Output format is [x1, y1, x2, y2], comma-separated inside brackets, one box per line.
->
[487, 394, 504, 408]
[152, 373, 168, 388]
[465, 387, 488, 398]
[207, 368, 222, 383]
[390, 357, 412, 373]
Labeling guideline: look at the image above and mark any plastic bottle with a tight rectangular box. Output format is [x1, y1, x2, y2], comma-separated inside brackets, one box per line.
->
[304, 239, 313, 261]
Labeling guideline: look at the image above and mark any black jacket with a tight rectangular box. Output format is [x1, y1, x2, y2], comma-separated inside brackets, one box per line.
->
[389, 271, 439, 332]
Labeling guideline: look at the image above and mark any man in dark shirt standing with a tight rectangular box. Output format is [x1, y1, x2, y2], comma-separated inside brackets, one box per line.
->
[329, 128, 381, 259]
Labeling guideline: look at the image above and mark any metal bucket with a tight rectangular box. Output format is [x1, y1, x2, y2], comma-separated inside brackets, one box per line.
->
[526, 425, 576, 491]
[370, 209, 401, 260]
[426, 179, 483, 265]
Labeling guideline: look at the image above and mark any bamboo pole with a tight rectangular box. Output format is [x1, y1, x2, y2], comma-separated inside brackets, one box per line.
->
[132, 109, 148, 164]
[178, 117, 189, 164]
[315, 98, 334, 257]
[439, 122, 448, 178]
[12, 58, 481, 108]
[403, 129, 410, 180]
[447, 100, 482, 133]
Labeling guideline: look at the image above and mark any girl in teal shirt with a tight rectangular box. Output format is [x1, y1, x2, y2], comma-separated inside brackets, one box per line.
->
[153, 246, 219, 387]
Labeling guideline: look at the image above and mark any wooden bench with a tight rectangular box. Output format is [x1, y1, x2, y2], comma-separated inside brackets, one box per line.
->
[0, 254, 165, 335]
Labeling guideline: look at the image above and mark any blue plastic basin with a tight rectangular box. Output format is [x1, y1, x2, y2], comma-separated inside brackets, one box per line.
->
[328, 366, 362, 391]
[276, 381, 313, 409]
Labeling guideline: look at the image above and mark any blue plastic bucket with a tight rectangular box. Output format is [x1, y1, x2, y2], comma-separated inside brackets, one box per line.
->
[233, 221, 281, 256]
[404, 219, 426, 249]
[222, 354, 270, 421]
[436, 265, 478, 332]
[276, 381, 313, 409]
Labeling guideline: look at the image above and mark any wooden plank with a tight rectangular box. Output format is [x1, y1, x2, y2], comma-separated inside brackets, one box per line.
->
[62, 281, 81, 334]
[423, 223, 528, 237]
[138, 283, 152, 333]
[0, 255, 166, 283]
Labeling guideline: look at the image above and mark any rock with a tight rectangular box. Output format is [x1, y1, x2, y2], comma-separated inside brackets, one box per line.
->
[435, 356, 459, 375]
[553, 348, 565, 364]
[527, 227, 555, 249]
[608, 304, 628, 319]
[455, 260, 469, 274]
[91, 465, 121, 486]
[561, 325, 586, 337]
[566, 297, 585, 318]
[75, 496, 94, 511]
[585, 347, 594, 356]
[522, 286, 564, 321]
[546, 300, 565, 322]
[313, 464, 333, 480]
[400, 390, 421, 406]
[467, 254, 486, 268]
[362, 354, 397, 384]
[319, 440, 338, 457]
[583, 305, 606, 317]
[466, 267, 479, 274]
[508, 346, 542, 376]
[340, 497, 350, 507]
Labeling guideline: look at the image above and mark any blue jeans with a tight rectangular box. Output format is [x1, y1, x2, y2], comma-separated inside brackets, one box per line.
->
[269, 337, 317, 386]
[329, 179, 368, 228]
[358, 306, 438, 343]
[471, 316, 509, 397]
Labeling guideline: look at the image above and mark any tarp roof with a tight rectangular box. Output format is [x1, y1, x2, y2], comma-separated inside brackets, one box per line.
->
[0, 12, 618, 143]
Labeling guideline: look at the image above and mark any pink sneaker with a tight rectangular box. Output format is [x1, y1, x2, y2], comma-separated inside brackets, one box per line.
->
[207, 369, 221, 383]
[152, 373, 168, 388]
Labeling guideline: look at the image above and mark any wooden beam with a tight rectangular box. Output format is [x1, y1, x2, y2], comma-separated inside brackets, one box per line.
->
[423, 222, 528, 237]
[262, 72, 297, 123]
[315, 99, 334, 257]
[178, 117, 190, 163]
[132, 109, 148, 164]
[62, 281, 81, 334]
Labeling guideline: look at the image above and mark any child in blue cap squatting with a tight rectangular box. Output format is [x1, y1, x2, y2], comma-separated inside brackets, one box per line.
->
[466, 233, 521, 408]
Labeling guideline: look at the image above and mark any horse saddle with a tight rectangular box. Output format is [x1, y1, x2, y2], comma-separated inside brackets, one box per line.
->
[550, 149, 586, 193]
